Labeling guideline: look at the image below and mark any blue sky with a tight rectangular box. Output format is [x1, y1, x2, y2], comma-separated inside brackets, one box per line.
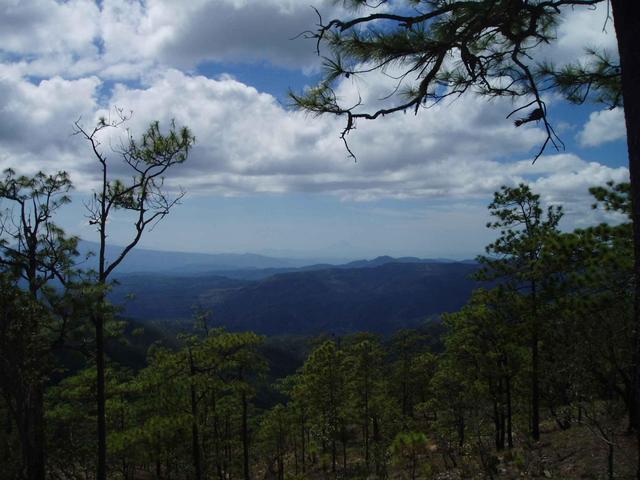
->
[0, 0, 629, 260]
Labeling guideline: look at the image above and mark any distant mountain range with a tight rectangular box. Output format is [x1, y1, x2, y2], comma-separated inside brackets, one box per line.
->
[207, 262, 480, 335]
[105, 246, 481, 335]
[76, 240, 329, 274]
[77, 240, 471, 275]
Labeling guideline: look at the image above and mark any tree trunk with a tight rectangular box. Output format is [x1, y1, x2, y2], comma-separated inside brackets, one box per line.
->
[531, 280, 540, 441]
[506, 375, 513, 449]
[608, 436, 615, 480]
[189, 349, 202, 480]
[300, 412, 306, 473]
[499, 376, 506, 449]
[331, 436, 337, 473]
[212, 397, 223, 480]
[224, 416, 231, 474]
[373, 416, 381, 476]
[21, 386, 45, 480]
[278, 445, 284, 480]
[411, 454, 417, 480]
[96, 207, 108, 480]
[493, 399, 501, 450]
[20, 277, 46, 480]
[363, 366, 370, 471]
[457, 413, 465, 449]
[293, 432, 298, 475]
[610, 2, 640, 477]
[16, 398, 40, 480]
[364, 399, 369, 470]
[242, 390, 250, 480]
[342, 424, 347, 471]
[96, 311, 107, 480]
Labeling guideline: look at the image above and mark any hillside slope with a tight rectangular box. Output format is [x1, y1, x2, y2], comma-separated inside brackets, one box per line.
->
[112, 262, 480, 335]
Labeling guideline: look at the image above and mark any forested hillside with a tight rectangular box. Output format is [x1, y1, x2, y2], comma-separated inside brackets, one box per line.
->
[76, 241, 326, 274]
[0, 0, 637, 478]
[110, 261, 479, 334]
[1, 181, 634, 479]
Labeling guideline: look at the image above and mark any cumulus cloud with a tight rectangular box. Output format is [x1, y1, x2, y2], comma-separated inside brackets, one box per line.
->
[87, 69, 545, 195]
[0, 67, 625, 220]
[0, 71, 100, 178]
[0, 0, 618, 89]
[0, 0, 338, 78]
[0, 1, 626, 230]
[0, 0, 99, 56]
[577, 107, 626, 147]
[525, 154, 628, 223]
[129, 0, 339, 70]
[530, 1, 618, 75]
[552, 3, 617, 62]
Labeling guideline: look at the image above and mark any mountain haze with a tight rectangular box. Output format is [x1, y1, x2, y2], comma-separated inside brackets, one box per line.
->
[76, 240, 334, 274]
[109, 255, 480, 335]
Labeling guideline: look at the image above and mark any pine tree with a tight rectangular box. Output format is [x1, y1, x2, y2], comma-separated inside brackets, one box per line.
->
[477, 184, 562, 440]
[73, 115, 194, 480]
[292, 3, 640, 461]
[0, 169, 82, 480]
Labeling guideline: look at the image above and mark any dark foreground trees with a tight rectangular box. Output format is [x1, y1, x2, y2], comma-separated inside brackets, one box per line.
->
[291, 1, 627, 163]
[0, 116, 193, 479]
[2, 178, 634, 478]
[0, 169, 81, 480]
[73, 115, 194, 480]
[477, 184, 563, 440]
[291, 0, 640, 454]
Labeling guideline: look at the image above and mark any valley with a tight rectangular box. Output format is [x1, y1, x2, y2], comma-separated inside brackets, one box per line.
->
[108, 253, 480, 334]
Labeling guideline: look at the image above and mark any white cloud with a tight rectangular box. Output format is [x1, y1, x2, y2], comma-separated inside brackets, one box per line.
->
[0, 0, 99, 56]
[0, 73, 100, 178]
[85, 70, 545, 196]
[0, 0, 619, 87]
[577, 107, 626, 147]
[132, 0, 337, 70]
[538, 3, 618, 67]
[0, 1, 627, 231]
[0, 68, 620, 220]
[0, 0, 338, 78]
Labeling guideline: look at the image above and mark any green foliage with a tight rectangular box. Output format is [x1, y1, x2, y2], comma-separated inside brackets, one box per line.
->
[539, 49, 622, 107]
[0, 168, 78, 290]
[301, 340, 348, 471]
[0, 169, 86, 479]
[477, 183, 563, 285]
[391, 431, 431, 480]
[46, 368, 98, 478]
[257, 404, 291, 479]
[0, 278, 51, 477]
[1, 178, 635, 479]
[74, 115, 196, 480]
[590, 181, 631, 216]
[291, 0, 615, 160]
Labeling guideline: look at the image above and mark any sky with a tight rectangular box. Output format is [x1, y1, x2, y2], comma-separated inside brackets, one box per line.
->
[0, 0, 630, 261]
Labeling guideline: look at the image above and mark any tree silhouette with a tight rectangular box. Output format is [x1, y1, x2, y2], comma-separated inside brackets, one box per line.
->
[0, 169, 81, 480]
[292, 0, 640, 452]
[74, 112, 194, 480]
